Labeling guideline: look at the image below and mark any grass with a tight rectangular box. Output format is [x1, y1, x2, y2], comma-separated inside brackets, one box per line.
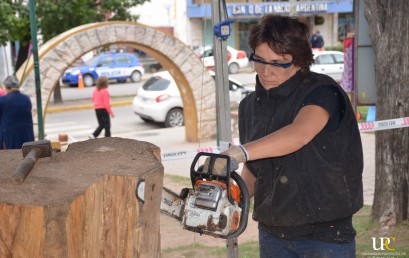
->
[163, 175, 409, 257]
[355, 205, 409, 257]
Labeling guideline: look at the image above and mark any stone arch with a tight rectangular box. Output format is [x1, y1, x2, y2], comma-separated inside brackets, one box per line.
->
[16, 21, 217, 142]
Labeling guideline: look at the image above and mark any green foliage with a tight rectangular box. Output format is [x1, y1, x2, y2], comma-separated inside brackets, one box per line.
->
[0, 0, 149, 45]
[37, 0, 102, 42]
[0, 0, 30, 46]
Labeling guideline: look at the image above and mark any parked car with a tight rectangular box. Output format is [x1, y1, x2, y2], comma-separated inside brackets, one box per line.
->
[198, 46, 249, 74]
[310, 50, 344, 82]
[132, 71, 254, 127]
[61, 52, 145, 87]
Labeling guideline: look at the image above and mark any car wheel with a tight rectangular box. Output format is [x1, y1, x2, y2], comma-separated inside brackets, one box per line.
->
[165, 108, 184, 127]
[228, 63, 240, 74]
[83, 74, 94, 87]
[131, 71, 142, 82]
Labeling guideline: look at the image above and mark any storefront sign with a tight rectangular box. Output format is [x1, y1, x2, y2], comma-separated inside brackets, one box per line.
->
[188, 0, 351, 18]
[231, 2, 327, 16]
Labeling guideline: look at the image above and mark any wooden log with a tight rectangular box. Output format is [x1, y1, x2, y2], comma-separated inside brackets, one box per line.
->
[0, 137, 163, 258]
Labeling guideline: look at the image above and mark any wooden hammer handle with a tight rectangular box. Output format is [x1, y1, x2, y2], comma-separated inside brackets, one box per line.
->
[12, 149, 40, 185]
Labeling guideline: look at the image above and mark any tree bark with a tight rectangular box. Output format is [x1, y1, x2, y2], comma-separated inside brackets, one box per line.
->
[0, 138, 163, 258]
[15, 35, 31, 72]
[364, 0, 409, 230]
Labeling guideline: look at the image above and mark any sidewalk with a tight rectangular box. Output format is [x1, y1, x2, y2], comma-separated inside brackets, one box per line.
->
[47, 96, 133, 113]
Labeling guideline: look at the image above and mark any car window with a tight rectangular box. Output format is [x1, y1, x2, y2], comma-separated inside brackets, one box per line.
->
[315, 54, 334, 65]
[116, 55, 132, 65]
[97, 56, 114, 67]
[142, 76, 171, 91]
[333, 54, 344, 64]
[85, 55, 100, 66]
[201, 49, 213, 58]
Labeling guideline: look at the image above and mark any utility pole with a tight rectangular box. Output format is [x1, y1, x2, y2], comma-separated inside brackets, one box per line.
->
[211, 1, 237, 257]
[29, 0, 44, 140]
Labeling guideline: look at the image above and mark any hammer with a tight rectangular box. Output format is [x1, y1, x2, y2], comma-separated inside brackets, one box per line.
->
[11, 140, 52, 185]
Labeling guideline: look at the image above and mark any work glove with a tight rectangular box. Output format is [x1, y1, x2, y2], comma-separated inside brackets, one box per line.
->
[203, 145, 249, 176]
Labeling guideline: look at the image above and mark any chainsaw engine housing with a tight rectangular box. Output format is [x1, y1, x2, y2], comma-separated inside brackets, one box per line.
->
[182, 182, 241, 237]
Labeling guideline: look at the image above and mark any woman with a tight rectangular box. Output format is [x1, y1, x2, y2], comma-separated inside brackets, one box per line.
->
[0, 75, 35, 149]
[207, 14, 363, 258]
[89, 76, 114, 139]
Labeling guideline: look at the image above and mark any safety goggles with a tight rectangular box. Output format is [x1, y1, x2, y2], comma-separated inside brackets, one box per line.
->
[249, 53, 294, 69]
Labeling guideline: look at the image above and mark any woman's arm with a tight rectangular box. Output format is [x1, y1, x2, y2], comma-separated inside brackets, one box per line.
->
[244, 104, 329, 160]
[241, 164, 256, 198]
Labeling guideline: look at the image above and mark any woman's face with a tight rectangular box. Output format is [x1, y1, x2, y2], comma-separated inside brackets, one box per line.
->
[253, 43, 300, 90]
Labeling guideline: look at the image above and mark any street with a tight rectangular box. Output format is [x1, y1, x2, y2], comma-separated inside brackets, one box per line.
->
[45, 71, 256, 142]
[51, 72, 256, 102]
[45, 105, 164, 141]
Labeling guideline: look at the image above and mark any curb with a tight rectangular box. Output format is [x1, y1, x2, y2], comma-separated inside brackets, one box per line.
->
[47, 100, 133, 114]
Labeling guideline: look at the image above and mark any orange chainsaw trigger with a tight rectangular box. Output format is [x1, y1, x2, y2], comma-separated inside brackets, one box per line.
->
[195, 180, 242, 204]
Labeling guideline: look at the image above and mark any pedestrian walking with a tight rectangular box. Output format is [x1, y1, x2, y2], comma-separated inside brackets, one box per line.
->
[89, 76, 114, 139]
[206, 14, 363, 258]
[0, 75, 35, 149]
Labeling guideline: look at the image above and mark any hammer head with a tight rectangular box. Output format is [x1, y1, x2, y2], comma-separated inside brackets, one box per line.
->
[22, 140, 53, 158]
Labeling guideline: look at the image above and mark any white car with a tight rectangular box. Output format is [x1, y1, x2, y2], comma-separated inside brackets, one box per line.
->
[132, 71, 254, 127]
[310, 50, 344, 82]
[198, 46, 249, 74]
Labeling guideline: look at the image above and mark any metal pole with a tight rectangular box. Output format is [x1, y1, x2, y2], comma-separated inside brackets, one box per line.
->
[29, 0, 44, 140]
[211, 1, 237, 257]
[212, 0, 232, 151]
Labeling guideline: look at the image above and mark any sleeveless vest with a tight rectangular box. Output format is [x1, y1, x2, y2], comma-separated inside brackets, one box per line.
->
[239, 71, 363, 227]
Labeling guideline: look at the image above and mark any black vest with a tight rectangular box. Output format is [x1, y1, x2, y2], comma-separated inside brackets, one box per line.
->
[239, 71, 363, 227]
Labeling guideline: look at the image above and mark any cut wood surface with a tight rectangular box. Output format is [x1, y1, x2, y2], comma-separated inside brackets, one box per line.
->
[0, 137, 163, 258]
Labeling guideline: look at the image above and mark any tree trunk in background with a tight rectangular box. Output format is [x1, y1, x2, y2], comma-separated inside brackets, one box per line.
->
[364, 0, 409, 231]
[15, 35, 31, 72]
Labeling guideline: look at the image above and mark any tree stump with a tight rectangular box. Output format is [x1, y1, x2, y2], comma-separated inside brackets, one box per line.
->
[0, 137, 163, 258]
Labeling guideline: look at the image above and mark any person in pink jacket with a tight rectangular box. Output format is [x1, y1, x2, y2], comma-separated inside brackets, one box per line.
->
[89, 76, 114, 139]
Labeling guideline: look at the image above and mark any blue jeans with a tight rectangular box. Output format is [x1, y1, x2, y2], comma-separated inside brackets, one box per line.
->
[259, 229, 356, 258]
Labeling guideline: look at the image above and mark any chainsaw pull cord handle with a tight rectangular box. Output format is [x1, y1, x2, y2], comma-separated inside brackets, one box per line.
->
[224, 171, 250, 239]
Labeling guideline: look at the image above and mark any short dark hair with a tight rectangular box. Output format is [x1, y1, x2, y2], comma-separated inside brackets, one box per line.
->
[249, 14, 314, 72]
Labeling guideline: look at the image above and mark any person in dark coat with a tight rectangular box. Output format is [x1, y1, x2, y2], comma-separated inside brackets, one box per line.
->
[310, 30, 324, 49]
[0, 75, 35, 149]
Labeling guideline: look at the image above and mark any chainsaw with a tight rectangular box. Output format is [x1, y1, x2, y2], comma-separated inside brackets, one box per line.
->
[136, 152, 250, 239]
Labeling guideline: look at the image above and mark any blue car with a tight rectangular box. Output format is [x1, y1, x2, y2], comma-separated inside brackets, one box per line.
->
[61, 52, 145, 87]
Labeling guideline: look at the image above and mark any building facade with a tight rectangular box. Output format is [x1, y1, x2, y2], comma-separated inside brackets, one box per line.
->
[0, 43, 14, 83]
[188, 0, 353, 53]
[132, 0, 353, 54]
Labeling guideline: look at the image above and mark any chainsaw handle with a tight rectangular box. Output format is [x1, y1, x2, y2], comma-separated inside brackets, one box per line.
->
[190, 152, 232, 185]
[224, 171, 250, 239]
[191, 152, 235, 203]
